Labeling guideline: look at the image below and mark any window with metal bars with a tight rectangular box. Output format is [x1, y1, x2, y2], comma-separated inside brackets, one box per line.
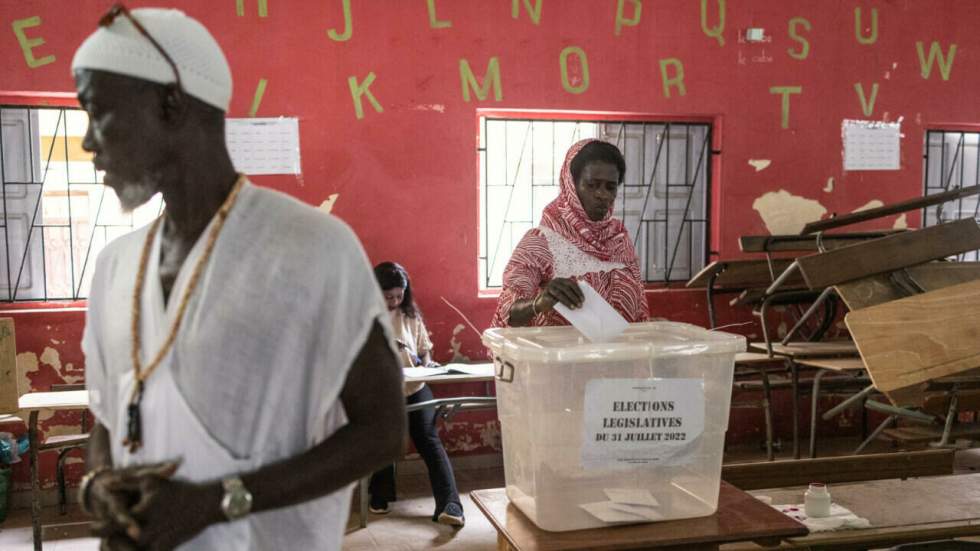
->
[0, 105, 162, 301]
[923, 130, 980, 261]
[478, 116, 712, 289]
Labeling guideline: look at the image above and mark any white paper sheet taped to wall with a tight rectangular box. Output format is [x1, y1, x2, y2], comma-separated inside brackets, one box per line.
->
[226, 117, 302, 175]
[581, 378, 705, 470]
[842, 119, 900, 171]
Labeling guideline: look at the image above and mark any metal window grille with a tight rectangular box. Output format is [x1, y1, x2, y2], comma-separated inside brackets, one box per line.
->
[923, 130, 980, 261]
[479, 117, 712, 289]
[0, 105, 163, 301]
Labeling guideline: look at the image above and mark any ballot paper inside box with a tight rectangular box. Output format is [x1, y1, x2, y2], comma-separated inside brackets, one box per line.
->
[482, 321, 746, 532]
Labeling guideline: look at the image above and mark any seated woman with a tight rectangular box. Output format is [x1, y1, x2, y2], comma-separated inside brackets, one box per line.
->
[492, 139, 649, 327]
[369, 262, 465, 527]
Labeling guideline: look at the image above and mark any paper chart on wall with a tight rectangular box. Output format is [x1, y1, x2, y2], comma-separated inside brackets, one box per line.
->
[226, 117, 302, 175]
[842, 119, 900, 171]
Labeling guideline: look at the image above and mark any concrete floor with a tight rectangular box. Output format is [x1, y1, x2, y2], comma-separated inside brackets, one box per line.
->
[1, 440, 978, 551]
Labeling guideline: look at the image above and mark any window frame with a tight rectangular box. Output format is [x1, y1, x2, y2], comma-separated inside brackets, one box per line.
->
[0, 92, 163, 303]
[475, 108, 721, 296]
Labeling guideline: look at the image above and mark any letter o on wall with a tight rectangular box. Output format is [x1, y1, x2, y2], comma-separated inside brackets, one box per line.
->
[560, 46, 590, 95]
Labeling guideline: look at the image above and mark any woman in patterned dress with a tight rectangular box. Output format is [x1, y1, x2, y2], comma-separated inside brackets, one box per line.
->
[491, 139, 649, 327]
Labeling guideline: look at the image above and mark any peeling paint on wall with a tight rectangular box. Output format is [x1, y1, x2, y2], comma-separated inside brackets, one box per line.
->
[747, 159, 771, 172]
[448, 324, 471, 362]
[894, 213, 908, 229]
[318, 193, 339, 214]
[851, 199, 883, 212]
[752, 189, 828, 234]
[413, 104, 447, 113]
[823, 177, 834, 193]
[16, 351, 38, 396]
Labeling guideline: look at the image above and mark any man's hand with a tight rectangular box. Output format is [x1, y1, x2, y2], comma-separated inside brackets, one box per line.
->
[89, 462, 179, 542]
[128, 476, 222, 551]
[535, 277, 584, 313]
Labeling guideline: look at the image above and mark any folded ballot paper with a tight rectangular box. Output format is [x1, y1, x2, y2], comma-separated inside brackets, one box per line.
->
[553, 281, 630, 342]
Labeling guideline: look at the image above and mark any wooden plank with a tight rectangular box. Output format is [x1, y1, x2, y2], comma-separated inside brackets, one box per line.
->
[721, 450, 954, 491]
[846, 278, 980, 406]
[801, 184, 980, 234]
[836, 261, 980, 311]
[739, 231, 901, 253]
[749, 341, 858, 358]
[793, 357, 865, 371]
[796, 219, 980, 289]
[0, 318, 16, 415]
[735, 352, 783, 365]
[882, 423, 980, 444]
[686, 259, 801, 291]
[470, 483, 807, 551]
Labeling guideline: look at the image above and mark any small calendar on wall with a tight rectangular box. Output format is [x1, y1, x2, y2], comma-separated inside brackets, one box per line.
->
[226, 117, 302, 175]
[843, 119, 901, 171]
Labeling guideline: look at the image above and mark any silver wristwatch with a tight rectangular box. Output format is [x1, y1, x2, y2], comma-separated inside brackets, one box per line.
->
[220, 476, 253, 521]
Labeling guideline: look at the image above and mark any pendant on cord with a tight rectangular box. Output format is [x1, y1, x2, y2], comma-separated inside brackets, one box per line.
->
[123, 380, 145, 453]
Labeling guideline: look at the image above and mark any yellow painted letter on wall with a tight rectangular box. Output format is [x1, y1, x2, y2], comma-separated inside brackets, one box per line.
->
[787, 17, 811, 60]
[235, 0, 268, 17]
[426, 0, 452, 29]
[460, 58, 503, 102]
[11, 16, 55, 69]
[854, 82, 879, 117]
[512, 0, 543, 25]
[348, 72, 383, 119]
[700, 0, 725, 46]
[560, 46, 590, 95]
[916, 41, 957, 81]
[770, 86, 802, 129]
[615, 0, 642, 36]
[659, 58, 686, 98]
[327, 0, 353, 41]
[854, 7, 878, 45]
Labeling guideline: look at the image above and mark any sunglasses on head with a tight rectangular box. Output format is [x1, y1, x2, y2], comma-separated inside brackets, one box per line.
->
[99, 3, 185, 100]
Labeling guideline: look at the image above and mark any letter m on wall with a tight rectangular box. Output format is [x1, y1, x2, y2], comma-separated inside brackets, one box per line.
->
[460, 57, 503, 102]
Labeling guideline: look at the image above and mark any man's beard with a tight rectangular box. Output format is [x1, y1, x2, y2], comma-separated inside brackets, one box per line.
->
[112, 176, 159, 213]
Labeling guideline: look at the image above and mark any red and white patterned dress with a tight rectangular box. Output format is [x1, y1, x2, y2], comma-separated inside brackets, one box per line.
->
[491, 139, 650, 328]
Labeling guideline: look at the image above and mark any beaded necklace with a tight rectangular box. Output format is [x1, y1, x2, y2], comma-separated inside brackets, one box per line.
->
[123, 176, 245, 452]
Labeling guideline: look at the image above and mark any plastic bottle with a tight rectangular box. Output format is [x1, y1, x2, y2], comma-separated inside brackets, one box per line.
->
[804, 482, 831, 518]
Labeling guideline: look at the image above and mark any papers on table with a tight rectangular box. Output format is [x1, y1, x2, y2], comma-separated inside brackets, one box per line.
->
[580, 488, 664, 523]
[402, 363, 495, 379]
[553, 281, 629, 342]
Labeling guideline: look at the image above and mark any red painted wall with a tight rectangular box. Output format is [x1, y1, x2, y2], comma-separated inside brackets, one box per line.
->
[2, 0, 978, 495]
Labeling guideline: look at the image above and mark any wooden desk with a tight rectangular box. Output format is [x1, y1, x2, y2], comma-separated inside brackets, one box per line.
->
[793, 358, 869, 458]
[471, 483, 807, 551]
[745, 343, 859, 459]
[723, 473, 980, 550]
[18, 391, 90, 551]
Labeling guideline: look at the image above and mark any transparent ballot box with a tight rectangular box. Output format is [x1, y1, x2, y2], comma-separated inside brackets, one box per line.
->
[483, 322, 746, 532]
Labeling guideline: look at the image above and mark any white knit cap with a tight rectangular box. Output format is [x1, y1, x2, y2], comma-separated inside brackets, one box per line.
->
[71, 8, 232, 112]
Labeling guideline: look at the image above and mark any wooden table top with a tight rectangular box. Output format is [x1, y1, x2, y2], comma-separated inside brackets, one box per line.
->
[403, 363, 496, 383]
[793, 357, 866, 372]
[18, 390, 89, 411]
[749, 342, 858, 359]
[471, 482, 807, 551]
[723, 473, 980, 550]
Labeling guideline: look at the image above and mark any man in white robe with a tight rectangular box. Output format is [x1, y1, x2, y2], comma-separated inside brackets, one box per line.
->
[73, 7, 404, 550]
